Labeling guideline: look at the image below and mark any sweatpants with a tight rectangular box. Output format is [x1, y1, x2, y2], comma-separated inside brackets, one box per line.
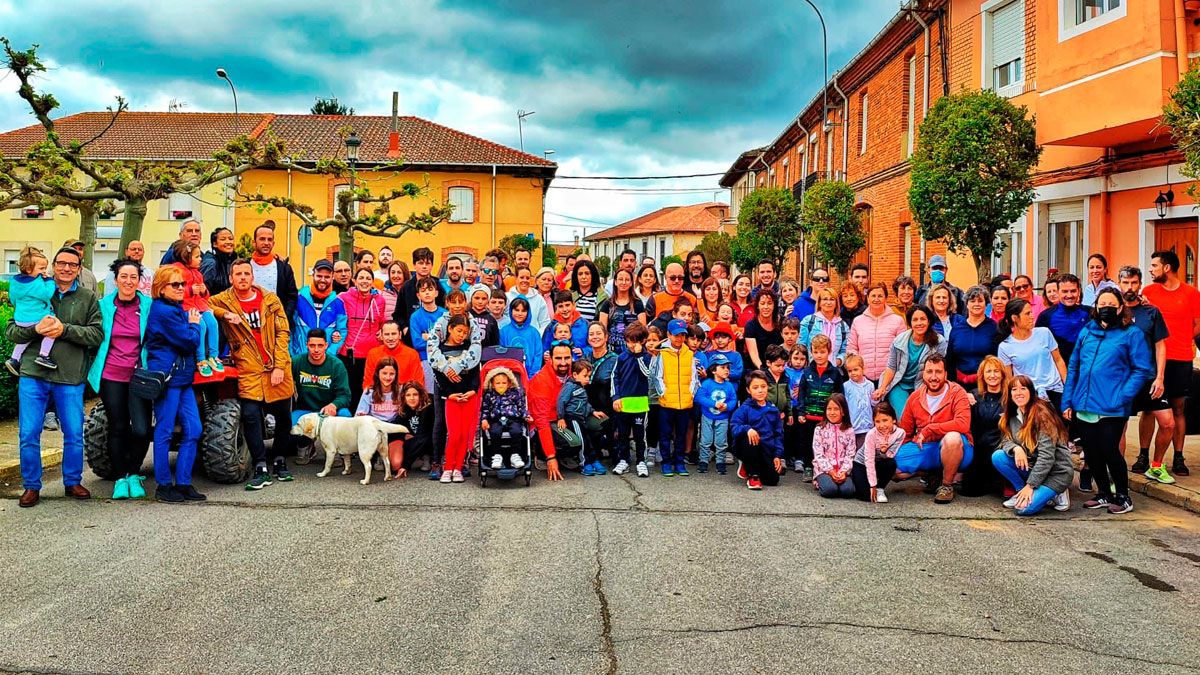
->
[816, 473, 856, 498]
[658, 407, 691, 465]
[98, 378, 152, 477]
[1076, 415, 1128, 498]
[733, 435, 781, 486]
[443, 396, 476, 471]
[153, 386, 201, 486]
[991, 450, 1060, 516]
[613, 411, 647, 464]
[241, 397, 293, 467]
[698, 417, 730, 465]
[851, 457, 896, 502]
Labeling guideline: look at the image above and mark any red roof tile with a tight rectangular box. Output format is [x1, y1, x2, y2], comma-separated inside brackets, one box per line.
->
[0, 112, 273, 160]
[585, 202, 730, 242]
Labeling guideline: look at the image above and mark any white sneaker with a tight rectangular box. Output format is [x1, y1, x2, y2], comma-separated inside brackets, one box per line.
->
[874, 488, 888, 503]
[1053, 491, 1071, 511]
[510, 453, 526, 469]
[452, 470, 465, 483]
[439, 470, 453, 484]
[636, 461, 649, 477]
[1002, 495, 1019, 508]
[490, 455, 503, 470]
[793, 459, 804, 472]
[613, 460, 629, 475]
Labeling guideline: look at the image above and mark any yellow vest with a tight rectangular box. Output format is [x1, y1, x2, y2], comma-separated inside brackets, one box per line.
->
[658, 345, 695, 410]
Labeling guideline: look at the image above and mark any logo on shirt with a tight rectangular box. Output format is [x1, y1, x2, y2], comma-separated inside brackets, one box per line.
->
[299, 371, 332, 388]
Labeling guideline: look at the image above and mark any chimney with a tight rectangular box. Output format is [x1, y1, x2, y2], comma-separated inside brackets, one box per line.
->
[387, 91, 400, 158]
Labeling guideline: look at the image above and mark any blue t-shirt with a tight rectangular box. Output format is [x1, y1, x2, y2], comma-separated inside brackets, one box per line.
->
[947, 315, 998, 377]
[1036, 304, 1090, 363]
[409, 306, 447, 360]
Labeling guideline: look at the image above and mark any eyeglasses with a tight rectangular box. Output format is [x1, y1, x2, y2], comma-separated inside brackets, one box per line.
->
[667, 275, 684, 281]
[811, 276, 830, 282]
[54, 261, 80, 269]
[166, 281, 187, 289]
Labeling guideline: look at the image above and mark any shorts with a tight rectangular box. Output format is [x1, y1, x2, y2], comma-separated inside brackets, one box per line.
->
[1132, 380, 1171, 413]
[894, 437, 974, 474]
[1164, 359, 1192, 401]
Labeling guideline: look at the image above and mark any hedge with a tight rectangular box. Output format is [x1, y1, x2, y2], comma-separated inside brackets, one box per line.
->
[0, 302, 17, 420]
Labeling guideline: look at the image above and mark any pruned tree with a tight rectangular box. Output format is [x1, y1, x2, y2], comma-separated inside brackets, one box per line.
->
[695, 231, 733, 269]
[594, 255, 611, 278]
[730, 187, 802, 272]
[498, 233, 540, 258]
[801, 180, 863, 276]
[541, 244, 558, 268]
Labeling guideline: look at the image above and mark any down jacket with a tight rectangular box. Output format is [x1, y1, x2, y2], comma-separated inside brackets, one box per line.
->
[847, 308, 906, 381]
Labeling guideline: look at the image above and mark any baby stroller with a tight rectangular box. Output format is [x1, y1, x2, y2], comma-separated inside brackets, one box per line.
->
[476, 346, 534, 487]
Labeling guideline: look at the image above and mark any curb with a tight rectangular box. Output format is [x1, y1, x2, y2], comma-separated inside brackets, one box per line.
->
[0, 449, 63, 484]
[1128, 473, 1200, 515]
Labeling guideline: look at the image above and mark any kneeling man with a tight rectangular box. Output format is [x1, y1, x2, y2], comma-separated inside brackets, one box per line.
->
[895, 353, 973, 503]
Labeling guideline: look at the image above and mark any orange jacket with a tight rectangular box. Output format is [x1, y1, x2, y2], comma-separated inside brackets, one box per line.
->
[527, 364, 566, 459]
[898, 381, 973, 446]
[362, 342, 425, 392]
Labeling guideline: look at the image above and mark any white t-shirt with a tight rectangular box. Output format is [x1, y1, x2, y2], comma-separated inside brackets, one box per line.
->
[925, 388, 948, 413]
[998, 327, 1064, 398]
[252, 259, 279, 294]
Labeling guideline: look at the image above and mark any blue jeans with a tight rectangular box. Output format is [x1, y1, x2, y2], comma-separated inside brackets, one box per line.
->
[991, 449, 1059, 516]
[895, 436, 974, 474]
[153, 386, 202, 486]
[816, 473, 856, 498]
[291, 408, 353, 425]
[698, 417, 729, 465]
[18, 378, 84, 490]
[195, 310, 219, 362]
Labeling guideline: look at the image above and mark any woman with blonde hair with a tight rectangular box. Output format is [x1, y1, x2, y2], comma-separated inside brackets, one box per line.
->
[992, 374, 1074, 515]
[924, 283, 957, 338]
[798, 287, 849, 367]
[963, 355, 1008, 497]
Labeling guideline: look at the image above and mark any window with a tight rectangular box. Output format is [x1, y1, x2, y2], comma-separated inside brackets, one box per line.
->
[5, 249, 20, 274]
[902, 224, 913, 276]
[994, 218, 1026, 276]
[859, 92, 869, 155]
[447, 186, 473, 223]
[162, 192, 195, 220]
[16, 205, 51, 219]
[642, 239, 648, 257]
[333, 184, 360, 219]
[659, 239, 666, 261]
[985, 0, 1025, 97]
[1060, 0, 1124, 39]
[1075, 0, 1120, 24]
[1041, 201, 1086, 279]
[824, 129, 833, 175]
[905, 55, 917, 158]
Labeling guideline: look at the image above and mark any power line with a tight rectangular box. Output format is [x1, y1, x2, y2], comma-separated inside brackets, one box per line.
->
[545, 211, 615, 226]
[547, 186, 722, 193]
[554, 172, 725, 180]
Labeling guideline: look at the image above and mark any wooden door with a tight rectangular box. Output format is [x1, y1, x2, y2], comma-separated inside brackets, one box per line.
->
[1155, 219, 1199, 286]
[850, 205, 872, 270]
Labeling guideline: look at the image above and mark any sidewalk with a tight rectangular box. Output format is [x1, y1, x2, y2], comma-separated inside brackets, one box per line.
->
[0, 415, 62, 485]
[1123, 422, 1200, 514]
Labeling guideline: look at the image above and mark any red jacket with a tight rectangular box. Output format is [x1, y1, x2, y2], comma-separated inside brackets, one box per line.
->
[172, 262, 210, 312]
[362, 342, 424, 392]
[898, 381, 973, 445]
[527, 364, 566, 459]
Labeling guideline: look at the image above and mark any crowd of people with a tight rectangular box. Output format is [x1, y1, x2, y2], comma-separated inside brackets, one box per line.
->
[8, 219, 1199, 516]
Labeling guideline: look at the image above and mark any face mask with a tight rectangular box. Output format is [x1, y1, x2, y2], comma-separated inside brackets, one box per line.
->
[1097, 306, 1119, 326]
[930, 270, 946, 284]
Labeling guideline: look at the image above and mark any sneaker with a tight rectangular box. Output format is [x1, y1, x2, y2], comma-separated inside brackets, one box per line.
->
[675, 463, 689, 477]
[736, 461, 748, 480]
[698, 461, 708, 473]
[1078, 474, 1094, 493]
[593, 461, 608, 475]
[793, 459, 804, 473]
[34, 355, 58, 370]
[636, 461, 649, 477]
[1107, 494, 1134, 514]
[716, 464, 727, 476]
[197, 361, 213, 378]
[1173, 456, 1190, 477]
[126, 475, 146, 500]
[661, 463, 675, 477]
[417, 456, 432, 472]
[245, 468, 272, 490]
[613, 460, 629, 475]
[491, 455, 503, 470]
[43, 412, 59, 431]
[1083, 494, 1113, 509]
[1053, 491, 1070, 512]
[428, 463, 442, 480]
[747, 476, 762, 490]
[112, 477, 130, 500]
[933, 485, 956, 504]
[452, 470, 465, 483]
[4, 358, 18, 376]
[582, 462, 596, 477]
[1145, 465, 1176, 485]
[802, 467, 814, 483]
[439, 470, 453, 483]
[156, 484, 184, 503]
[1002, 495, 1019, 508]
[209, 357, 225, 373]
[1130, 451, 1150, 475]
[874, 488, 888, 503]
[273, 460, 294, 482]
[510, 454, 526, 469]
[176, 484, 207, 502]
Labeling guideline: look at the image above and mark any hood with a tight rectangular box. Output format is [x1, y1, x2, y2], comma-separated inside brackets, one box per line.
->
[507, 301, 532, 328]
[484, 365, 522, 392]
[555, 309, 582, 324]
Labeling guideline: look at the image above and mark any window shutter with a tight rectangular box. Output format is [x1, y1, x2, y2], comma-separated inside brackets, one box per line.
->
[1048, 201, 1085, 223]
[991, 1, 1025, 69]
[449, 186, 473, 223]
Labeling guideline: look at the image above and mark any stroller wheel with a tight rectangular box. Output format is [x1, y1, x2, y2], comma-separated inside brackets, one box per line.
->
[524, 473, 532, 486]
[480, 474, 487, 488]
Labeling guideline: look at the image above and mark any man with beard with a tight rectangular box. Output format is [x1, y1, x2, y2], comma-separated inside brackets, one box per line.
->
[894, 354, 973, 504]
[684, 250, 709, 298]
[849, 263, 870, 292]
[1035, 273, 1090, 365]
[375, 246, 394, 284]
[1117, 266, 1174, 479]
[464, 258, 481, 286]
[332, 260, 353, 294]
[248, 223, 299, 329]
[527, 342, 574, 480]
[291, 259, 347, 356]
[441, 256, 469, 295]
[201, 227, 237, 297]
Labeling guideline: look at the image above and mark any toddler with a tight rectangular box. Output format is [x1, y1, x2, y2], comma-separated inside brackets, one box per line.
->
[172, 240, 223, 377]
[6, 246, 57, 374]
[842, 354, 877, 447]
[558, 360, 601, 474]
[479, 366, 531, 470]
[851, 402, 904, 503]
[812, 394, 856, 499]
[695, 352, 738, 474]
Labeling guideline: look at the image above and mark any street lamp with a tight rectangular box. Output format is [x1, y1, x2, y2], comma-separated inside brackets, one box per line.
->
[517, 109, 536, 152]
[344, 130, 362, 218]
[543, 149, 556, 159]
[1155, 187, 1175, 219]
[215, 67, 239, 133]
[800, 1, 829, 123]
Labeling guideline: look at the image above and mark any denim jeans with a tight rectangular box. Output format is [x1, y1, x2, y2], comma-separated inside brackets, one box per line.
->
[698, 417, 729, 465]
[991, 449, 1059, 516]
[153, 386, 202, 486]
[195, 310, 219, 362]
[18, 378, 84, 490]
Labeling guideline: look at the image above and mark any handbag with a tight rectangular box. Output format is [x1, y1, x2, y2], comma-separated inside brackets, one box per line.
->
[131, 361, 177, 400]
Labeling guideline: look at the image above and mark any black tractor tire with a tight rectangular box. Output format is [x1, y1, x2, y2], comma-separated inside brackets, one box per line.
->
[83, 401, 121, 480]
[201, 398, 251, 484]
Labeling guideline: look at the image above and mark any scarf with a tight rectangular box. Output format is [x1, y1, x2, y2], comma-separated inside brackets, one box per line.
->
[252, 252, 276, 266]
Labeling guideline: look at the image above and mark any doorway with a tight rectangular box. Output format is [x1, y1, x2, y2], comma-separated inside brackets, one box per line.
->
[1155, 218, 1199, 286]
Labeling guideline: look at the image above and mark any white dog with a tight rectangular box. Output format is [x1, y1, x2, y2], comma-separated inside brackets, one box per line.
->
[291, 413, 409, 485]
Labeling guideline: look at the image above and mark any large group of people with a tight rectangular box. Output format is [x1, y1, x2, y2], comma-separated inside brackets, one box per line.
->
[7, 224, 1198, 517]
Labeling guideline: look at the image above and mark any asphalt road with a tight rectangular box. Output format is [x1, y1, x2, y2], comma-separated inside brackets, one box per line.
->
[2, 462, 1200, 674]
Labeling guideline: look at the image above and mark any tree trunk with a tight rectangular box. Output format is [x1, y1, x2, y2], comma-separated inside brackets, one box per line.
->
[338, 225, 355, 263]
[973, 244, 994, 284]
[119, 198, 148, 253]
[77, 204, 97, 270]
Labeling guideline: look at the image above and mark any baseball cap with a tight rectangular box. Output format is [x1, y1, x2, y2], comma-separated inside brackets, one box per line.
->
[929, 254, 948, 269]
[667, 319, 688, 336]
[313, 259, 335, 272]
[709, 321, 734, 338]
[708, 352, 731, 366]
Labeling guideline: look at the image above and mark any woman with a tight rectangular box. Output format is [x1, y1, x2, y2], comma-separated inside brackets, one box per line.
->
[634, 264, 660, 305]
[730, 274, 756, 327]
[924, 284, 957, 338]
[798, 288, 848, 366]
[988, 285, 1011, 324]
[1012, 274, 1046, 318]
[143, 266, 204, 504]
[992, 375, 1075, 516]
[584, 322, 618, 470]
[1062, 288, 1154, 515]
[599, 268, 646, 353]
[779, 280, 801, 321]
[847, 283, 906, 384]
[743, 290, 782, 371]
[996, 298, 1066, 406]
[1042, 275, 1060, 309]
[948, 286, 999, 386]
[380, 261, 407, 320]
[338, 267, 387, 404]
[962, 355, 1008, 498]
[535, 266, 558, 317]
[1083, 253, 1118, 307]
[874, 305, 947, 416]
[891, 276, 918, 317]
[571, 259, 608, 322]
[87, 258, 153, 500]
[500, 297, 544, 376]
[697, 277, 724, 326]
[433, 315, 481, 483]
[200, 227, 237, 297]
[840, 283, 865, 324]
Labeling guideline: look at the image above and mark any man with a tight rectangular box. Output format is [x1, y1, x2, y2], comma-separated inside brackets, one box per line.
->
[527, 342, 573, 480]
[8, 246, 102, 507]
[503, 249, 533, 291]
[849, 263, 870, 291]
[751, 259, 779, 299]
[605, 248, 639, 296]
[1083, 253, 1119, 307]
[375, 246, 394, 283]
[290, 329, 353, 463]
[684, 250, 709, 298]
[1035, 273, 1090, 365]
[291, 259, 347, 356]
[895, 354, 973, 503]
[641, 256, 656, 269]
[1141, 249, 1200, 477]
[506, 266, 551, 332]
[479, 254, 502, 290]
[355, 249, 375, 275]
[211, 258, 297, 489]
[464, 258, 481, 286]
[248, 223, 299, 327]
[62, 239, 98, 293]
[332, 260, 353, 294]
[556, 254, 577, 290]
[394, 247, 446, 340]
[915, 254, 966, 313]
[160, 219, 203, 265]
[102, 240, 153, 294]
[201, 227, 237, 297]
[1118, 266, 1175, 480]
[361, 321, 425, 394]
[441, 256, 469, 295]
[791, 268, 829, 320]
[646, 262, 698, 327]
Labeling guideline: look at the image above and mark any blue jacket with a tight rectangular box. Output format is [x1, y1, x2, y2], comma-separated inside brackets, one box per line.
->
[10, 273, 56, 323]
[731, 400, 784, 458]
[144, 299, 201, 388]
[695, 378, 738, 421]
[500, 304, 545, 376]
[611, 349, 652, 401]
[1062, 320, 1154, 417]
[291, 286, 348, 356]
[541, 314, 589, 355]
[795, 362, 845, 421]
[789, 289, 817, 321]
[87, 291, 152, 392]
[696, 348, 743, 383]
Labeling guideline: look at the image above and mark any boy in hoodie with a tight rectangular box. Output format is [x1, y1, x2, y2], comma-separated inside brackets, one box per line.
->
[732, 370, 785, 490]
[468, 284, 500, 348]
[499, 297, 545, 377]
[558, 360, 602, 474]
[695, 322, 743, 384]
[408, 277, 447, 392]
[612, 322, 654, 477]
[795, 334, 845, 482]
[541, 290, 589, 356]
[656, 319, 698, 477]
[488, 288, 509, 328]
[695, 352, 738, 474]
[480, 366, 532, 470]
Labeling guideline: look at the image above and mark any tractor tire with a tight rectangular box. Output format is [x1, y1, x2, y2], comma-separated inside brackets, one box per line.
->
[200, 398, 251, 484]
[83, 401, 121, 480]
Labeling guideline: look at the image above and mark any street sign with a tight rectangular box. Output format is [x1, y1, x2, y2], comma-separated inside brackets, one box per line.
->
[297, 225, 313, 246]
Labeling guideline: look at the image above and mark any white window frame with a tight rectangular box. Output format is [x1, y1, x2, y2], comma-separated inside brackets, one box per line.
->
[161, 192, 196, 221]
[994, 217, 1026, 277]
[333, 184, 361, 219]
[4, 248, 21, 274]
[1059, 0, 1125, 42]
[859, 91, 869, 155]
[1039, 199, 1089, 280]
[981, 0, 1026, 99]
[447, 186, 473, 223]
[902, 223, 913, 276]
[14, 205, 52, 220]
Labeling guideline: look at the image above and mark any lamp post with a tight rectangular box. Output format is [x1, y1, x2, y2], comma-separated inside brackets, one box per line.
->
[543, 149, 556, 159]
[517, 109, 536, 152]
[344, 129, 361, 201]
[215, 67, 239, 133]
[802, 0, 829, 122]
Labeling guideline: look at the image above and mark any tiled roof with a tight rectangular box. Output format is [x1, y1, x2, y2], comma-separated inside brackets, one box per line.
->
[585, 202, 730, 242]
[0, 111, 556, 169]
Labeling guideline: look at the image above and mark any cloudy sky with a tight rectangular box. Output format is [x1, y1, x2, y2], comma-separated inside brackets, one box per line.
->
[0, 0, 898, 242]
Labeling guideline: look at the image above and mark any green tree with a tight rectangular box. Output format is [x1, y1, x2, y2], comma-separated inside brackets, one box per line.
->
[730, 187, 802, 272]
[542, 245, 558, 268]
[801, 180, 863, 276]
[311, 97, 354, 115]
[660, 254, 684, 273]
[594, 255, 611, 278]
[1163, 62, 1200, 198]
[695, 231, 733, 268]
[498, 233, 540, 258]
[908, 89, 1041, 283]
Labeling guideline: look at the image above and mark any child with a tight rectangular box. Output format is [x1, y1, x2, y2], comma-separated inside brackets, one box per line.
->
[396, 381, 434, 476]
[612, 321, 653, 477]
[488, 288, 509, 327]
[762, 344, 793, 470]
[695, 352, 738, 474]
[541, 291, 588, 355]
[499, 297, 544, 377]
[795, 334, 845, 482]
[644, 324, 665, 465]
[842, 353, 877, 447]
[783, 344, 808, 473]
[6, 246, 57, 374]
[433, 315, 480, 484]
[409, 277, 447, 392]
[685, 324, 706, 462]
[558, 360, 600, 474]
[731, 370, 784, 490]
[655, 319, 698, 477]
[780, 317, 801, 354]
[357, 357, 404, 471]
[697, 321, 744, 385]
[479, 366, 530, 470]
[686, 325, 706, 363]
[812, 394, 857, 498]
[172, 240, 223, 377]
[851, 402, 904, 503]
[468, 284, 500, 348]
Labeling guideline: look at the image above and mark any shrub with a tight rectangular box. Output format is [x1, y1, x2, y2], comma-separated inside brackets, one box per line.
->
[0, 304, 18, 420]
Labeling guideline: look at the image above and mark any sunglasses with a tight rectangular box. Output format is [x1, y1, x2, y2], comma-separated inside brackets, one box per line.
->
[667, 275, 684, 281]
[482, 268, 499, 275]
[166, 281, 187, 289]
[1013, 284, 1031, 291]
[812, 276, 830, 282]
[550, 339, 573, 348]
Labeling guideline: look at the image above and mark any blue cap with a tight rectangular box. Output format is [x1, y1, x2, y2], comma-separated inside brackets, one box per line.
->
[667, 319, 688, 336]
[708, 352, 731, 366]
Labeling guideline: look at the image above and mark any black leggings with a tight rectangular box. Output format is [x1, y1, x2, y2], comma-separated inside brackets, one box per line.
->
[241, 398, 293, 466]
[790, 420, 815, 468]
[1077, 415, 1128, 497]
[98, 378, 153, 476]
[340, 355, 367, 408]
[733, 435, 781, 486]
[613, 411, 647, 463]
[851, 457, 896, 501]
